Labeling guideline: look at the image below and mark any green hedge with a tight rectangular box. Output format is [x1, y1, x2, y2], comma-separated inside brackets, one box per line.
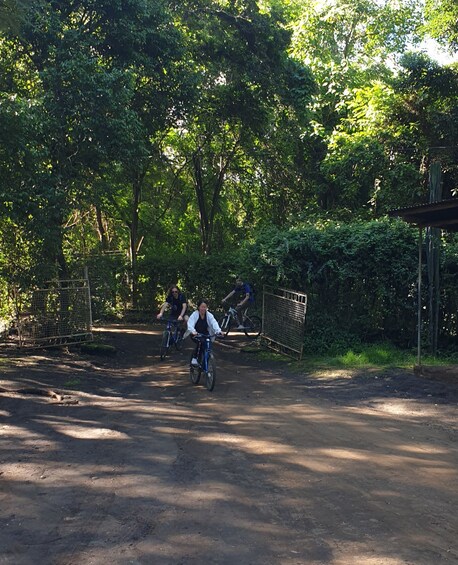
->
[88, 218, 458, 354]
[243, 218, 419, 352]
[139, 250, 248, 313]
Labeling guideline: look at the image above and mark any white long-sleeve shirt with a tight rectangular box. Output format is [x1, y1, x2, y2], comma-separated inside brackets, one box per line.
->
[187, 310, 221, 337]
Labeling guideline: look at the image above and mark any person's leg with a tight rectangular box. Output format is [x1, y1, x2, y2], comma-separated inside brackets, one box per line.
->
[235, 305, 243, 327]
[180, 314, 189, 337]
[191, 337, 200, 364]
[235, 306, 247, 328]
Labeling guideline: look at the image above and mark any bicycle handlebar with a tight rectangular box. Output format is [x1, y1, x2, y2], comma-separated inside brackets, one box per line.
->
[193, 333, 224, 340]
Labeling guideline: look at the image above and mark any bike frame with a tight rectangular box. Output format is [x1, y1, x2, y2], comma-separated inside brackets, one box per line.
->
[221, 306, 240, 328]
[189, 333, 218, 391]
[159, 318, 184, 360]
[164, 318, 181, 346]
[221, 306, 248, 330]
[219, 305, 262, 339]
[227, 306, 239, 323]
[194, 334, 213, 370]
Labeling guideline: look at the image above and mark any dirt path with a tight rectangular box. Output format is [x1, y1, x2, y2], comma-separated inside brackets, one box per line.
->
[0, 324, 457, 565]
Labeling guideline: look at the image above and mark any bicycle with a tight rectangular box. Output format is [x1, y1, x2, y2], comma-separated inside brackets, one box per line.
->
[159, 318, 184, 360]
[189, 333, 220, 391]
[218, 305, 262, 338]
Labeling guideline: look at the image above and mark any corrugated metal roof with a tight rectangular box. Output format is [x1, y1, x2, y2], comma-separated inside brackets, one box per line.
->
[389, 198, 458, 231]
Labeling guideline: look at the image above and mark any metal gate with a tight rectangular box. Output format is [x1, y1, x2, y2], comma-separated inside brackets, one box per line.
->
[262, 286, 307, 359]
[15, 279, 93, 348]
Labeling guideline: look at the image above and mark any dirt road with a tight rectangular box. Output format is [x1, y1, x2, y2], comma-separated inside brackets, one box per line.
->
[1, 324, 457, 564]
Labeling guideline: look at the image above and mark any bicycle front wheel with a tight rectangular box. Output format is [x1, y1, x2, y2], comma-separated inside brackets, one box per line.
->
[244, 315, 262, 338]
[218, 315, 231, 337]
[189, 353, 201, 384]
[205, 355, 216, 391]
[175, 328, 184, 351]
[160, 331, 170, 360]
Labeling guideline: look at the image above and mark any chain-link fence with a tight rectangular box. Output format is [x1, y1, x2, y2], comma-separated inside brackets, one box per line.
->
[262, 286, 307, 359]
[11, 279, 93, 348]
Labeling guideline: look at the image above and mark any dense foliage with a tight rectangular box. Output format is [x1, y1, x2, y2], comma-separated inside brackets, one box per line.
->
[1, 0, 458, 353]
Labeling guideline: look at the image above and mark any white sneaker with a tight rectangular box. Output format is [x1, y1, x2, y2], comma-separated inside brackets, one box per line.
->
[191, 358, 199, 366]
[236, 325, 245, 330]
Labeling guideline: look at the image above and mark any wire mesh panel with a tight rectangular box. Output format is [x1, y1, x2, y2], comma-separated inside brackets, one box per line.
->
[262, 286, 307, 359]
[16, 279, 93, 348]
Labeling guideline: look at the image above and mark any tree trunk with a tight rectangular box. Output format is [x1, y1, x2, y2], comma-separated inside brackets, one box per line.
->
[192, 153, 210, 254]
[95, 206, 109, 250]
[193, 152, 231, 255]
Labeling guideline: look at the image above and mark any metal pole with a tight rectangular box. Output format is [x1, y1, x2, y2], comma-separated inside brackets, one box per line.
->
[417, 228, 422, 367]
[84, 266, 93, 333]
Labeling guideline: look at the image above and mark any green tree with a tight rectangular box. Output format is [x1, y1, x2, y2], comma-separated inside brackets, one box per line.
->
[1, 0, 189, 305]
[317, 80, 423, 213]
[315, 52, 458, 214]
[288, 0, 421, 132]
[164, 0, 314, 252]
[284, 0, 423, 214]
[424, 0, 458, 53]
[0, 0, 31, 33]
[391, 53, 458, 198]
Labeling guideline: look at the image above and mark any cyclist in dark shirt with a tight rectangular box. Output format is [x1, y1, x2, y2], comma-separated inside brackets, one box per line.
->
[222, 276, 254, 329]
[157, 285, 188, 327]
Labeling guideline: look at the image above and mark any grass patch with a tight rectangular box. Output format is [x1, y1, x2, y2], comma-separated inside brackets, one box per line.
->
[258, 342, 458, 372]
[303, 345, 453, 370]
[257, 349, 289, 362]
[80, 342, 117, 356]
[64, 378, 81, 387]
[337, 344, 412, 367]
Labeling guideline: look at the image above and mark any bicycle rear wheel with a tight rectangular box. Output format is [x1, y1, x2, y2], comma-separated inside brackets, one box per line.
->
[205, 355, 216, 391]
[244, 315, 262, 338]
[218, 315, 231, 337]
[160, 331, 170, 360]
[189, 353, 201, 384]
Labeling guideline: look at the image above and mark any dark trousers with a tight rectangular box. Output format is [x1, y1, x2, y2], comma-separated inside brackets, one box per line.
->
[236, 306, 248, 325]
[191, 336, 202, 359]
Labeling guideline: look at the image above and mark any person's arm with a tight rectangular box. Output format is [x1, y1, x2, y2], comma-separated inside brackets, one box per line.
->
[222, 289, 235, 303]
[157, 301, 168, 319]
[187, 311, 198, 335]
[237, 291, 250, 308]
[208, 312, 222, 336]
[178, 300, 187, 320]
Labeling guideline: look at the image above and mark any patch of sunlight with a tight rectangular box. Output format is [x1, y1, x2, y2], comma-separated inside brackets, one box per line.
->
[0, 424, 48, 442]
[373, 400, 418, 416]
[396, 443, 448, 455]
[199, 432, 288, 455]
[95, 326, 157, 335]
[196, 433, 340, 473]
[318, 448, 369, 461]
[334, 553, 407, 565]
[2, 462, 77, 481]
[152, 426, 193, 435]
[290, 455, 344, 473]
[51, 425, 129, 439]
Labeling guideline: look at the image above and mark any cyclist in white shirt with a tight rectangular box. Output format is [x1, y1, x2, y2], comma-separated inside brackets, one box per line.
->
[187, 300, 222, 365]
